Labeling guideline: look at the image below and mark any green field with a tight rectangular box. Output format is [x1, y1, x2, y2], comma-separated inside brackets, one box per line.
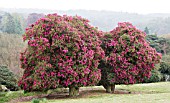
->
[10, 82, 168, 103]
[48, 93, 170, 103]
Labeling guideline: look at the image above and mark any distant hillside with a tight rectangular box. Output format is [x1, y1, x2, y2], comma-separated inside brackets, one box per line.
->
[1, 8, 170, 35]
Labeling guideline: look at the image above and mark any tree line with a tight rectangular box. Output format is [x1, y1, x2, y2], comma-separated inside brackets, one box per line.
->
[0, 12, 44, 34]
[1, 10, 170, 35]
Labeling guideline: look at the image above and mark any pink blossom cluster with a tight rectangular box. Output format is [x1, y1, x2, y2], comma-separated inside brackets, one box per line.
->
[19, 14, 104, 91]
[101, 22, 162, 85]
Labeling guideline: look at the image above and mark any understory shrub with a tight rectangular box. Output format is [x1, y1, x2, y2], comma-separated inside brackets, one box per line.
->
[159, 61, 170, 75]
[159, 61, 170, 81]
[143, 69, 162, 83]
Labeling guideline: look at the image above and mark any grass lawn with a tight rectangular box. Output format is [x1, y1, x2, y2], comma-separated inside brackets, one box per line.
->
[49, 93, 170, 103]
[48, 82, 170, 103]
[1, 82, 170, 103]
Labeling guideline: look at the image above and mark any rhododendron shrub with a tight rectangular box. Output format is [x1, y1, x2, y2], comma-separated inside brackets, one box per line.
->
[19, 14, 104, 96]
[100, 22, 162, 93]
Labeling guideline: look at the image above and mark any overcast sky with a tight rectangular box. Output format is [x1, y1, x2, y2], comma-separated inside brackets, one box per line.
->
[0, 0, 170, 14]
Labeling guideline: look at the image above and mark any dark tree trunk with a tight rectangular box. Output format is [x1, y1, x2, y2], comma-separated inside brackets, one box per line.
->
[106, 85, 112, 93]
[111, 84, 115, 93]
[69, 86, 79, 97]
[103, 84, 115, 93]
[103, 84, 111, 93]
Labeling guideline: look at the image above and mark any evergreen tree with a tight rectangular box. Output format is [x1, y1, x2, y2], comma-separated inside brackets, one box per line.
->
[12, 13, 24, 34]
[144, 27, 149, 34]
[1, 13, 16, 34]
[0, 66, 19, 91]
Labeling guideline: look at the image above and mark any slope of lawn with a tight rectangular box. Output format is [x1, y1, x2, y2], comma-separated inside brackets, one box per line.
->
[16, 82, 170, 103]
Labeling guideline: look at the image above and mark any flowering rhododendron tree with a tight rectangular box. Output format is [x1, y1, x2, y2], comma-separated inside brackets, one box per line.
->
[100, 22, 162, 93]
[19, 14, 104, 96]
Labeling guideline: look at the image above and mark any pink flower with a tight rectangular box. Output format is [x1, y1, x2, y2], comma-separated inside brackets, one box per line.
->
[63, 49, 68, 53]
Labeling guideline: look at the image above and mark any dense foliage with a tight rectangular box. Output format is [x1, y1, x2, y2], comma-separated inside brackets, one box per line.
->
[143, 69, 162, 83]
[100, 22, 162, 92]
[159, 62, 170, 75]
[19, 14, 104, 96]
[162, 55, 170, 63]
[146, 34, 170, 55]
[0, 66, 19, 91]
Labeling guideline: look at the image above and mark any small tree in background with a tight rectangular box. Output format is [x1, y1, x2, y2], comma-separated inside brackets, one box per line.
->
[100, 22, 162, 93]
[12, 13, 24, 34]
[19, 14, 104, 97]
[0, 66, 19, 91]
[144, 27, 149, 34]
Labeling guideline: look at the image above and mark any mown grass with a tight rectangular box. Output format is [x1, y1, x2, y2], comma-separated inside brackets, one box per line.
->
[0, 91, 44, 103]
[48, 93, 170, 103]
[20, 82, 170, 103]
[116, 82, 170, 93]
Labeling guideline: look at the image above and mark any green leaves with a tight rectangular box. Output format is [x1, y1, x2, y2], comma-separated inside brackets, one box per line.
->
[121, 34, 130, 41]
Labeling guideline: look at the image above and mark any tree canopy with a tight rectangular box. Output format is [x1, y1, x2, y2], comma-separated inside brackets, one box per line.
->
[19, 14, 104, 96]
[100, 22, 162, 93]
